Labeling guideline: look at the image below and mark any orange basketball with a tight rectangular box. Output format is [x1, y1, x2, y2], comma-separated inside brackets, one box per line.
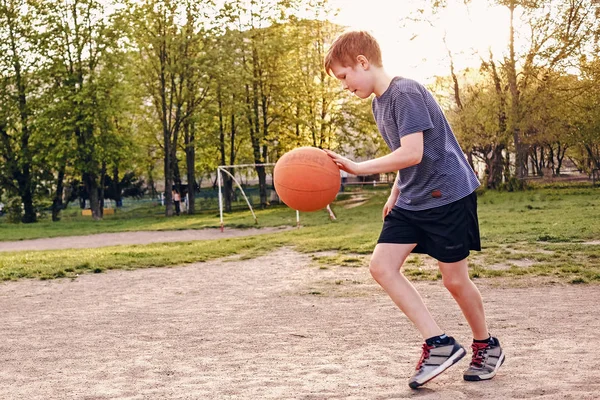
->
[274, 147, 341, 212]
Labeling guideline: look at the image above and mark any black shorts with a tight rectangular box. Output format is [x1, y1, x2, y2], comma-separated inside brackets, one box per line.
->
[377, 191, 481, 263]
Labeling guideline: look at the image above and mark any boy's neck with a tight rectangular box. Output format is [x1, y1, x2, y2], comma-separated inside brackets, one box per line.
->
[372, 67, 394, 97]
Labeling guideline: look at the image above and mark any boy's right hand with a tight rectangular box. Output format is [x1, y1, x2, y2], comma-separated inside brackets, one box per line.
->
[322, 149, 360, 175]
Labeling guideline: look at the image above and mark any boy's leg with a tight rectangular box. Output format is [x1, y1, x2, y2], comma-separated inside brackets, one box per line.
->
[438, 258, 505, 381]
[437, 258, 488, 340]
[370, 243, 443, 339]
[370, 243, 466, 389]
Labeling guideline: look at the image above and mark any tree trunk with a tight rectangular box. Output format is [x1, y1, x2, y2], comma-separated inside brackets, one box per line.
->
[112, 166, 122, 207]
[83, 172, 101, 220]
[250, 45, 268, 209]
[172, 152, 181, 188]
[530, 145, 541, 176]
[185, 123, 196, 214]
[217, 88, 231, 212]
[256, 164, 267, 208]
[8, 11, 36, 223]
[507, 1, 526, 180]
[226, 103, 239, 212]
[466, 151, 475, 171]
[295, 103, 303, 146]
[225, 176, 234, 212]
[99, 161, 107, 217]
[547, 144, 556, 175]
[486, 53, 507, 189]
[163, 124, 174, 217]
[20, 182, 35, 223]
[51, 167, 66, 222]
[258, 163, 268, 207]
[556, 142, 568, 176]
[584, 144, 600, 170]
[488, 145, 505, 189]
[504, 152, 511, 182]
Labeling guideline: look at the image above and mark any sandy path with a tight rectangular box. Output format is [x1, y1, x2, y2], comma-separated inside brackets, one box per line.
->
[0, 227, 291, 252]
[0, 248, 598, 399]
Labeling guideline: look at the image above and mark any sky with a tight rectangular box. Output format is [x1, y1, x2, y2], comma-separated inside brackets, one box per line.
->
[327, 0, 511, 83]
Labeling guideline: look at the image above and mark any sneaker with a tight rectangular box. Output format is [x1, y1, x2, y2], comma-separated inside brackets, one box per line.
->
[408, 336, 466, 389]
[463, 336, 505, 381]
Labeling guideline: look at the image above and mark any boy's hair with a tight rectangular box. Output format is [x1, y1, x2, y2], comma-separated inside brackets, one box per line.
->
[324, 30, 383, 75]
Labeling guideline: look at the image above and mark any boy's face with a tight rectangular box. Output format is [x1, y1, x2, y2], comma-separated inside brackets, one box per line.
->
[329, 57, 374, 99]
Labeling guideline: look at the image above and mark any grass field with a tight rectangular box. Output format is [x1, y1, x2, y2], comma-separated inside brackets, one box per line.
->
[0, 185, 599, 283]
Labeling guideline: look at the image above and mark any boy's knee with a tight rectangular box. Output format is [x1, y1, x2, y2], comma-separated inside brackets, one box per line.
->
[442, 275, 466, 293]
[369, 259, 398, 281]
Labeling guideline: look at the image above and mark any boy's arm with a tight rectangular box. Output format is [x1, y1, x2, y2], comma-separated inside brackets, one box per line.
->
[382, 171, 400, 219]
[390, 171, 400, 198]
[324, 131, 423, 175]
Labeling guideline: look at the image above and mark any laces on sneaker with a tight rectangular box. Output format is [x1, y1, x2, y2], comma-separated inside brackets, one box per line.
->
[416, 343, 435, 370]
[470, 342, 488, 368]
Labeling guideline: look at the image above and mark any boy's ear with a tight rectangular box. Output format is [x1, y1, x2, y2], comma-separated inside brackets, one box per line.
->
[356, 55, 369, 70]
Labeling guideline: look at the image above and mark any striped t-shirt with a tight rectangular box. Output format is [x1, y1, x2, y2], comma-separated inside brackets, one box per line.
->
[372, 77, 480, 211]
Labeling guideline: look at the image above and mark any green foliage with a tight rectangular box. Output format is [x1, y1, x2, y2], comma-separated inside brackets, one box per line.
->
[3, 0, 600, 226]
[424, 0, 600, 184]
[498, 176, 527, 192]
[0, 0, 144, 221]
[4, 197, 23, 224]
[127, 0, 222, 215]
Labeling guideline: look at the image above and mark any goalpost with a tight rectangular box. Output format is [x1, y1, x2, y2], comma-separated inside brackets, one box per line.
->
[217, 163, 274, 232]
[217, 163, 336, 232]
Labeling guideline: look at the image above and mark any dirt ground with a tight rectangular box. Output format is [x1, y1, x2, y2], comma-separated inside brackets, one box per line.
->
[1, 231, 600, 399]
[0, 227, 290, 252]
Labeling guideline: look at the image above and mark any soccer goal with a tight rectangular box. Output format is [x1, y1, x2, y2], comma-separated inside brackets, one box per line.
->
[217, 163, 336, 232]
[217, 163, 274, 232]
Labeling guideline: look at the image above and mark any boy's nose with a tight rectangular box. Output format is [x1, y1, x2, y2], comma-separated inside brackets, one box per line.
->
[341, 82, 348, 90]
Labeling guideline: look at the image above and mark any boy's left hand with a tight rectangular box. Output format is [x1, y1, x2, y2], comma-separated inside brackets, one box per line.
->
[323, 149, 360, 175]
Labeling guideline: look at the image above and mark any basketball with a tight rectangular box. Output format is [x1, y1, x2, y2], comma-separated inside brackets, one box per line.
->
[274, 147, 341, 212]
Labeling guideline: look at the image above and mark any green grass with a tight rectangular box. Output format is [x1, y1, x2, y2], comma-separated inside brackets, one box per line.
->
[476, 187, 600, 244]
[0, 197, 358, 241]
[1, 186, 599, 283]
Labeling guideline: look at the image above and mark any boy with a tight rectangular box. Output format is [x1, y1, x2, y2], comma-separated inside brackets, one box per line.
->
[323, 31, 504, 389]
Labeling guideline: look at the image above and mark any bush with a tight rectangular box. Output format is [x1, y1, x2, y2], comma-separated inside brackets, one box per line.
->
[5, 196, 23, 224]
[499, 176, 527, 192]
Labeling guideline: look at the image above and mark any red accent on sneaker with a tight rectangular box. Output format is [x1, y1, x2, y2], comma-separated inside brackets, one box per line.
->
[470, 342, 488, 368]
[416, 343, 435, 370]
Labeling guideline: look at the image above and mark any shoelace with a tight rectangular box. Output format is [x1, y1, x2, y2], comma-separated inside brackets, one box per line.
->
[416, 343, 435, 370]
[470, 342, 489, 368]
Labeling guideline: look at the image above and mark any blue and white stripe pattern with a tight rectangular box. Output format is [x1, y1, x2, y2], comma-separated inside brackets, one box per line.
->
[372, 77, 480, 211]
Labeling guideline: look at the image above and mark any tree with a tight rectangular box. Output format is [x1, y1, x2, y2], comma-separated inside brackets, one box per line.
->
[569, 56, 600, 174]
[129, 0, 212, 216]
[0, 0, 39, 222]
[35, 0, 128, 220]
[434, 74, 505, 188]
[206, 25, 249, 212]
[219, 0, 297, 209]
[418, 0, 600, 183]
[179, 3, 211, 215]
[491, 0, 599, 178]
[280, 17, 346, 151]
